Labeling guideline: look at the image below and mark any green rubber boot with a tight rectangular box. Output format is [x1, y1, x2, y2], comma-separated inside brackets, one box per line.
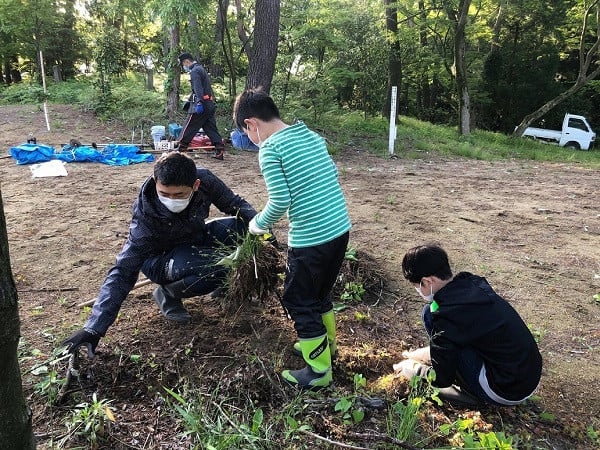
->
[282, 335, 332, 389]
[292, 310, 338, 359]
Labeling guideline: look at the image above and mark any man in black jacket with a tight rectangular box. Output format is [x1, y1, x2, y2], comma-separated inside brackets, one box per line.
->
[396, 244, 542, 406]
[178, 52, 225, 160]
[62, 152, 257, 356]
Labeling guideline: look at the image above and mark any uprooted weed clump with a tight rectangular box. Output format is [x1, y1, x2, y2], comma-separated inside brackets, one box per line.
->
[221, 238, 388, 314]
[220, 234, 285, 313]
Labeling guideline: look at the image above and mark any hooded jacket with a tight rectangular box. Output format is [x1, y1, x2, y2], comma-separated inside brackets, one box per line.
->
[84, 168, 256, 335]
[429, 272, 542, 401]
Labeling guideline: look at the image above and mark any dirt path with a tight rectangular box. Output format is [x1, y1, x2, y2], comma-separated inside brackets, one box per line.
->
[1, 104, 599, 448]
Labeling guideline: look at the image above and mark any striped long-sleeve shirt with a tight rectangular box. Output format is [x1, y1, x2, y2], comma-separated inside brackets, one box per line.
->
[253, 121, 351, 248]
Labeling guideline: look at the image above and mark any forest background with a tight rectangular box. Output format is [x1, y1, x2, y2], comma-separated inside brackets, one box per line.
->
[1, 0, 599, 135]
[1, 0, 600, 449]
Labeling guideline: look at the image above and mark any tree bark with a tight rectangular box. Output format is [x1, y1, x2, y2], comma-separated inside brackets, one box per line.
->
[382, 0, 402, 118]
[245, 0, 280, 93]
[0, 188, 36, 450]
[165, 23, 182, 120]
[449, 0, 472, 135]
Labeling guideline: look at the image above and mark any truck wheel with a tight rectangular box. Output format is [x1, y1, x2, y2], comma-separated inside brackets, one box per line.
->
[564, 142, 580, 150]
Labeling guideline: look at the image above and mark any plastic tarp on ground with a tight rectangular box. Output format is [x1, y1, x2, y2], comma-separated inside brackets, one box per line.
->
[9, 143, 55, 165]
[9, 143, 154, 166]
[230, 128, 259, 152]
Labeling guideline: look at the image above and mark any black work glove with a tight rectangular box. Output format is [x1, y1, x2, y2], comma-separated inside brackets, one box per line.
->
[62, 328, 101, 358]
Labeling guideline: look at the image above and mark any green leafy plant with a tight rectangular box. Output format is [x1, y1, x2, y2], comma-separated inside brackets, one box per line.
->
[387, 370, 441, 445]
[439, 417, 515, 449]
[63, 392, 115, 447]
[163, 385, 277, 449]
[334, 373, 367, 425]
[27, 346, 70, 404]
[340, 281, 366, 302]
[592, 293, 600, 305]
[345, 246, 358, 261]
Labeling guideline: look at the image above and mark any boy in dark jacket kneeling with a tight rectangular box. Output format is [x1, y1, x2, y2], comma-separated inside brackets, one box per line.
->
[396, 244, 542, 406]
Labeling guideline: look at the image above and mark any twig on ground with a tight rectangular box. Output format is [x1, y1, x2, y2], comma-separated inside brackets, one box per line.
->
[18, 287, 79, 292]
[255, 354, 288, 400]
[297, 429, 371, 449]
[77, 278, 153, 307]
[55, 352, 79, 404]
[346, 431, 422, 450]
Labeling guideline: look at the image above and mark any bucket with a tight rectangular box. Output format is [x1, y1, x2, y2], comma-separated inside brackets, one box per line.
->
[150, 125, 166, 147]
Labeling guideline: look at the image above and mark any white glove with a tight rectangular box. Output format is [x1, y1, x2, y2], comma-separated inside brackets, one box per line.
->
[401, 346, 431, 364]
[248, 216, 269, 235]
[393, 359, 427, 379]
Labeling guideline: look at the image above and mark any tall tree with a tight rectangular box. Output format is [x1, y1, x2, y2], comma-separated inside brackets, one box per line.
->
[237, 0, 280, 92]
[446, 0, 472, 135]
[383, 0, 402, 118]
[0, 189, 35, 450]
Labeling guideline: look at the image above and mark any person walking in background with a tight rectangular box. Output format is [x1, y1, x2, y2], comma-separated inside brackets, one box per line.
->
[233, 88, 352, 390]
[177, 52, 225, 160]
[396, 243, 542, 406]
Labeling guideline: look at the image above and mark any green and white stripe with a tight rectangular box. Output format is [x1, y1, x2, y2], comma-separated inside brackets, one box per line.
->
[254, 122, 351, 248]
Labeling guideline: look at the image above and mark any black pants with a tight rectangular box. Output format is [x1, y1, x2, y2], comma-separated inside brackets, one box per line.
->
[180, 101, 223, 148]
[140, 217, 245, 296]
[283, 231, 350, 339]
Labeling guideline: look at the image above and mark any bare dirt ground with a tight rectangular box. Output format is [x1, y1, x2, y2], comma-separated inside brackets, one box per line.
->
[1, 104, 599, 449]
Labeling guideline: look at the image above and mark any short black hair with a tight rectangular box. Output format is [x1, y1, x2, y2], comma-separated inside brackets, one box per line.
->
[402, 244, 453, 283]
[233, 88, 281, 130]
[153, 152, 197, 187]
[178, 52, 194, 64]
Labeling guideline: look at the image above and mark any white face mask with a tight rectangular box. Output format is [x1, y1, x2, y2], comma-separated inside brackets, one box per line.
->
[158, 192, 192, 213]
[415, 282, 435, 302]
[247, 126, 263, 147]
[256, 127, 263, 147]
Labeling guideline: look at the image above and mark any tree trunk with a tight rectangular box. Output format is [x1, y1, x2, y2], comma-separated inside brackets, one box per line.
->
[450, 0, 472, 135]
[52, 65, 62, 82]
[0, 188, 36, 450]
[166, 23, 182, 120]
[382, 0, 402, 118]
[245, 0, 280, 93]
[218, 0, 237, 97]
[146, 68, 154, 91]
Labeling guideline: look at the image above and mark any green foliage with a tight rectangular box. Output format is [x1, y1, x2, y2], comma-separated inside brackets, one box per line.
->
[63, 393, 115, 447]
[592, 293, 600, 305]
[387, 370, 441, 445]
[163, 385, 278, 449]
[439, 418, 514, 449]
[334, 373, 367, 425]
[0, 84, 46, 104]
[340, 282, 366, 302]
[25, 346, 70, 404]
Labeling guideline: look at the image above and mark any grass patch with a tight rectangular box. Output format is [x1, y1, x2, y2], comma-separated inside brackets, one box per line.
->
[3, 77, 599, 166]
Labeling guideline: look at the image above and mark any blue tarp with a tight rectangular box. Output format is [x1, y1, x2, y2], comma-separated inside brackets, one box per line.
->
[230, 128, 259, 152]
[9, 143, 55, 165]
[10, 143, 154, 166]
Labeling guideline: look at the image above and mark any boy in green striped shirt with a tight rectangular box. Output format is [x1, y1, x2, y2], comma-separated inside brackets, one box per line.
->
[234, 89, 351, 389]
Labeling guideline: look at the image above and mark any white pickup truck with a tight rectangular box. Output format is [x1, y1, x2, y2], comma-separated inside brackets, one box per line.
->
[522, 113, 596, 150]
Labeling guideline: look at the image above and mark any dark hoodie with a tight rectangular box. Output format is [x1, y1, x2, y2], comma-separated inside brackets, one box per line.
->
[429, 272, 542, 401]
[84, 168, 257, 335]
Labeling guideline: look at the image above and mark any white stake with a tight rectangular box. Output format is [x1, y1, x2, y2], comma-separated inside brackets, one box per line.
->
[39, 50, 51, 131]
[388, 86, 397, 157]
